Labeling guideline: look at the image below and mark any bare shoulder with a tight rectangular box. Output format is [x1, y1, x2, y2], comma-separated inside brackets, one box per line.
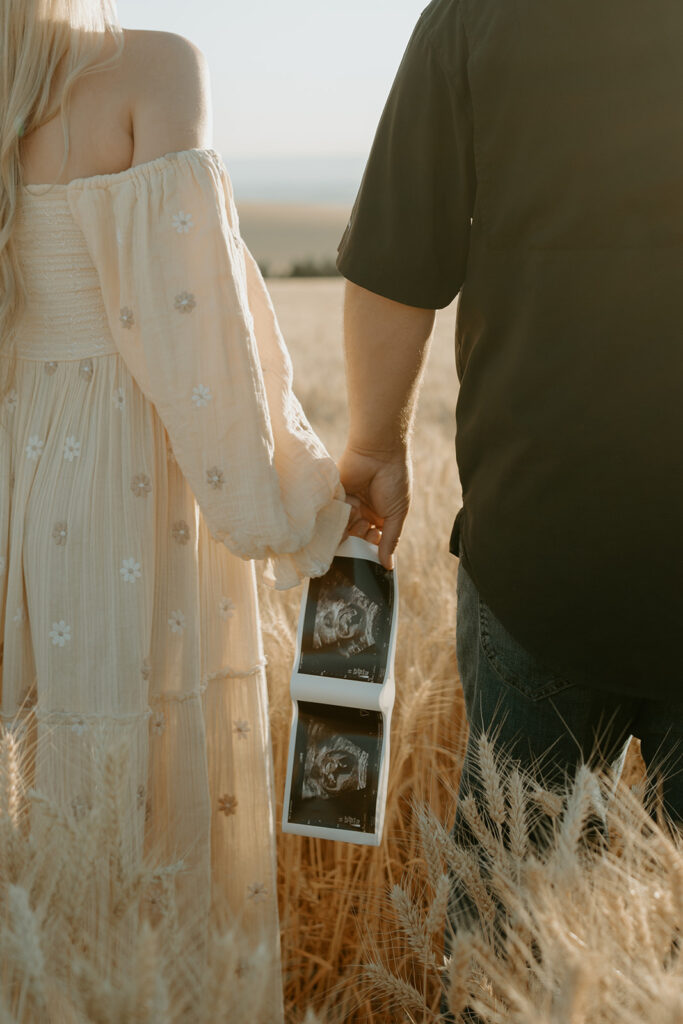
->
[122, 29, 212, 165]
[122, 28, 207, 77]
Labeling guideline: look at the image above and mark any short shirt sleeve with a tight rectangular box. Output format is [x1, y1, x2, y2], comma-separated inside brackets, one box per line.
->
[336, 0, 475, 310]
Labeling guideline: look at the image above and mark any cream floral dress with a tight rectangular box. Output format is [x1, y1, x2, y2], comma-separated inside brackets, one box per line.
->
[0, 148, 349, 1019]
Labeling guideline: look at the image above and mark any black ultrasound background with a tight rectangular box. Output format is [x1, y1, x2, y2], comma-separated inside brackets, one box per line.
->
[299, 556, 394, 685]
[288, 702, 383, 833]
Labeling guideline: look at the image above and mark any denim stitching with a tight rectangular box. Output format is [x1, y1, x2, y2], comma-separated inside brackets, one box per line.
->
[478, 599, 572, 701]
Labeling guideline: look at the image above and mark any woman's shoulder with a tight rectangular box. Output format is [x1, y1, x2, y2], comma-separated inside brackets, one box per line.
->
[122, 29, 213, 165]
[122, 28, 207, 74]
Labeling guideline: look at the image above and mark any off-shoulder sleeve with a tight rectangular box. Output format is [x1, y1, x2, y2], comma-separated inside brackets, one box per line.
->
[68, 148, 349, 589]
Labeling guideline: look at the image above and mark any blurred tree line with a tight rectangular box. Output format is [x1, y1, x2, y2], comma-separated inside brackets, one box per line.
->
[257, 258, 340, 280]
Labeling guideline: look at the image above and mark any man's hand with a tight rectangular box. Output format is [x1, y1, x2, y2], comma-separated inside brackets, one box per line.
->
[338, 445, 412, 570]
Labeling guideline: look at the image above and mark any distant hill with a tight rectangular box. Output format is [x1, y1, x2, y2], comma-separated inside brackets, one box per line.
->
[228, 155, 365, 205]
[237, 201, 351, 278]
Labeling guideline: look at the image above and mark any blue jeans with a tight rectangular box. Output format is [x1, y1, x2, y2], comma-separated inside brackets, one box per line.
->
[442, 562, 683, 1021]
[455, 561, 683, 825]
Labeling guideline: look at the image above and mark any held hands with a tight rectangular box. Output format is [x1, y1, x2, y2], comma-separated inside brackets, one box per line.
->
[338, 444, 412, 570]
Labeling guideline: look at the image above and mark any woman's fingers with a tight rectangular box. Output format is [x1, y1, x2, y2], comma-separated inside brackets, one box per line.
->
[365, 525, 382, 546]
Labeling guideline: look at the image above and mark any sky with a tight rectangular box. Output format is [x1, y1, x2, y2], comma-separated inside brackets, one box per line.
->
[116, 0, 427, 161]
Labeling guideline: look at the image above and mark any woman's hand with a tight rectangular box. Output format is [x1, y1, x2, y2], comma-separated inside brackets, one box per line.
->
[342, 493, 382, 546]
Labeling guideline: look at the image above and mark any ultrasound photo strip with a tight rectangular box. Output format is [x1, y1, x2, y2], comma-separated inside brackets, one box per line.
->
[282, 537, 398, 845]
[286, 703, 384, 836]
[291, 537, 399, 708]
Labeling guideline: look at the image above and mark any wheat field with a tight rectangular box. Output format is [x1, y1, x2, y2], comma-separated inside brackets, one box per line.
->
[2, 277, 678, 1024]
[262, 279, 656, 1022]
[263, 278, 467, 1021]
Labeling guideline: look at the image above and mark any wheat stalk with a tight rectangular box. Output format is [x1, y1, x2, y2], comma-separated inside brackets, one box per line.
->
[476, 733, 507, 829]
[459, 794, 504, 862]
[5, 883, 47, 1021]
[389, 883, 435, 968]
[359, 962, 427, 1016]
[0, 732, 23, 896]
[131, 920, 168, 1023]
[507, 770, 529, 863]
[444, 929, 475, 1017]
[424, 873, 451, 938]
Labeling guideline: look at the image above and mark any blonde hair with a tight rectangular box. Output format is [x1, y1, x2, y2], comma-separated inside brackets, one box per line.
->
[0, 0, 121, 399]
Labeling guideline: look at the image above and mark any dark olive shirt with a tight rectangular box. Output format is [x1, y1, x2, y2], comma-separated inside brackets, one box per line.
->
[337, 0, 683, 700]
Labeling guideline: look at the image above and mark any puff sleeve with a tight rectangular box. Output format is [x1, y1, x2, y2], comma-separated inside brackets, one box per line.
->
[68, 148, 349, 588]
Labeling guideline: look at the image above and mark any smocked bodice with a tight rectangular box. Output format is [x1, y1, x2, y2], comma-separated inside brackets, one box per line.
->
[13, 188, 115, 360]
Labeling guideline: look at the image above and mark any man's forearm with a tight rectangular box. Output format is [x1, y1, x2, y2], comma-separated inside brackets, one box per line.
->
[343, 281, 436, 454]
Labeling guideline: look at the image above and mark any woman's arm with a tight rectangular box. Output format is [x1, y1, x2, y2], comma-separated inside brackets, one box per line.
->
[123, 29, 212, 165]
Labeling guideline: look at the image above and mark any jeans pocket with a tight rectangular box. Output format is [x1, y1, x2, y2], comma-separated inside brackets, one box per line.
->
[478, 598, 573, 702]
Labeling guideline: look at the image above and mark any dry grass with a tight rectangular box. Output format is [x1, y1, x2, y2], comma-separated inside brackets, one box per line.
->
[1, 279, 657, 1024]
[0, 726, 281, 1024]
[264, 279, 651, 1022]
[262, 278, 469, 1021]
[356, 738, 683, 1024]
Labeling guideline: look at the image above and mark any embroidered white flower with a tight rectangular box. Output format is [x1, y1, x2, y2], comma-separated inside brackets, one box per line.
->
[191, 384, 212, 408]
[49, 620, 71, 646]
[174, 291, 196, 314]
[219, 596, 235, 621]
[79, 359, 94, 381]
[151, 711, 166, 735]
[63, 436, 81, 462]
[233, 720, 250, 740]
[218, 793, 238, 816]
[13, 606, 25, 626]
[131, 473, 152, 497]
[172, 211, 194, 234]
[70, 794, 90, 820]
[172, 520, 190, 545]
[71, 717, 87, 735]
[120, 557, 142, 583]
[206, 466, 224, 490]
[136, 784, 146, 809]
[246, 881, 268, 902]
[52, 522, 68, 546]
[25, 436, 44, 461]
[44, 361, 58, 376]
[112, 388, 126, 411]
[141, 658, 151, 681]
[168, 610, 186, 634]
[119, 307, 134, 330]
[166, 442, 177, 465]
[4, 389, 18, 412]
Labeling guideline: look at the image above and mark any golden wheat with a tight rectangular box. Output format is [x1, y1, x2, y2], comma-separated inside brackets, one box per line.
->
[0, 279, 657, 1024]
[266, 280, 659, 1023]
[0, 723, 282, 1024]
[357, 736, 682, 1024]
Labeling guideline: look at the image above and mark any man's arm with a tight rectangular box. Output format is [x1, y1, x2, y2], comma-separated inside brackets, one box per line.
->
[336, 7, 474, 563]
[339, 281, 435, 569]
